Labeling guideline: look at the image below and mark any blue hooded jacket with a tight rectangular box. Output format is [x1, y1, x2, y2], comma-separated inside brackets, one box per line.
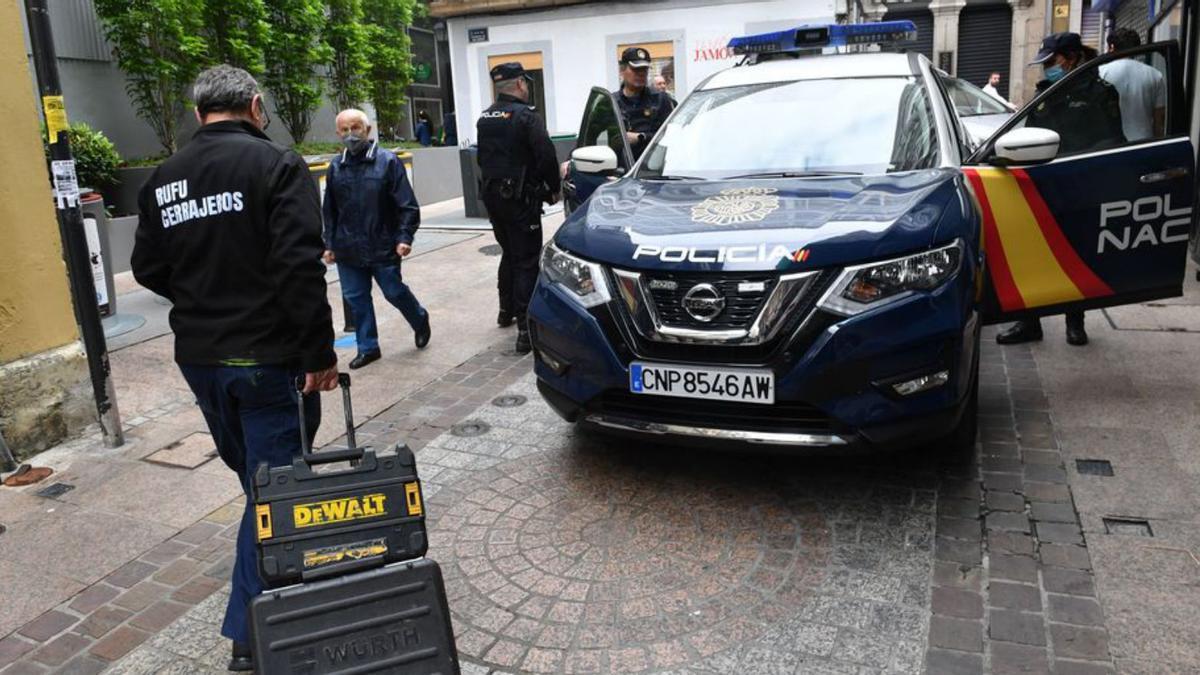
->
[322, 141, 420, 266]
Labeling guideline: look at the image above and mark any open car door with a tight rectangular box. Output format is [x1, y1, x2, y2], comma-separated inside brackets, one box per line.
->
[964, 42, 1193, 324]
[563, 87, 633, 215]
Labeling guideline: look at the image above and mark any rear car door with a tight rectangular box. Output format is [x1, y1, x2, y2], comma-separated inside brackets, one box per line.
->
[563, 87, 633, 214]
[964, 42, 1193, 324]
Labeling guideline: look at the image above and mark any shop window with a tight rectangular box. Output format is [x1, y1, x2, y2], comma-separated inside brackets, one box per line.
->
[488, 52, 547, 117]
[616, 41, 676, 97]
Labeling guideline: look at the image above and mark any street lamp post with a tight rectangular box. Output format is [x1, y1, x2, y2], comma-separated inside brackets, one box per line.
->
[23, 0, 123, 448]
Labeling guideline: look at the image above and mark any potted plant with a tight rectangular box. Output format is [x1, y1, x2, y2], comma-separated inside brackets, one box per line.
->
[43, 122, 121, 199]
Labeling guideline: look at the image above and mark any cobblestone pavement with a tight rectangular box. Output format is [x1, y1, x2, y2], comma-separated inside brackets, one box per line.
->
[1, 332, 1125, 673]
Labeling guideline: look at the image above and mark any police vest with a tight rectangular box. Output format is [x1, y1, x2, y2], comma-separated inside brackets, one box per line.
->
[476, 99, 536, 182]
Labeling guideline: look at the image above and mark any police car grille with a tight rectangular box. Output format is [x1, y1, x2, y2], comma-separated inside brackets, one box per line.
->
[595, 391, 833, 432]
[645, 273, 777, 330]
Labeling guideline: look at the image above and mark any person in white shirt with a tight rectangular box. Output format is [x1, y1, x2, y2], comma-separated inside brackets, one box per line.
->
[982, 72, 1008, 105]
[1099, 28, 1166, 142]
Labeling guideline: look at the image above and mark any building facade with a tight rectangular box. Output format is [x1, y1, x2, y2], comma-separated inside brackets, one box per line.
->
[431, 0, 844, 141]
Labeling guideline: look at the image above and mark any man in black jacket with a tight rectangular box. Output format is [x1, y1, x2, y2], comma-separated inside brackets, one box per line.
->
[996, 33, 1124, 347]
[477, 62, 561, 353]
[131, 64, 337, 671]
[322, 108, 431, 370]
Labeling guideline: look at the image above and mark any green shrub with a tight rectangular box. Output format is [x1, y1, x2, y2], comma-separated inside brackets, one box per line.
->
[44, 122, 122, 190]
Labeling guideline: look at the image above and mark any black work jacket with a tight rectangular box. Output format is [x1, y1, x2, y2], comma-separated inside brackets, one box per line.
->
[1027, 72, 1126, 155]
[475, 94, 561, 199]
[131, 120, 335, 372]
[322, 142, 420, 266]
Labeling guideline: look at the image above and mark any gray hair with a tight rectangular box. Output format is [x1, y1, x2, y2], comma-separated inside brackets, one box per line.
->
[194, 65, 260, 116]
[495, 78, 523, 95]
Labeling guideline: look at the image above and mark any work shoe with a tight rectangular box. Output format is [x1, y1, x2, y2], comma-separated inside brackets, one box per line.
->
[228, 641, 253, 672]
[497, 311, 514, 328]
[415, 318, 432, 350]
[349, 350, 382, 369]
[1065, 319, 1088, 346]
[995, 320, 1043, 345]
[515, 329, 532, 355]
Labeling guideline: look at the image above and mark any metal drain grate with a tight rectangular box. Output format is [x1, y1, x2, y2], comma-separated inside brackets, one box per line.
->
[451, 420, 491, 438]
[492, 394, 527, 408]
[35, 483, 75, 499]
[1103, 517, 1153, 537]
[478, 244, 502, 256]
[1075, 459, 1114, 477]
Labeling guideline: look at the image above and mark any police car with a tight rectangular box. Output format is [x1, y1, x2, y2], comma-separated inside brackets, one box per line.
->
[532, 22, 1194, 451]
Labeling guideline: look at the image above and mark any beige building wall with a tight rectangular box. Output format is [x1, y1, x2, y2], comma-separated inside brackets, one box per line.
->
[0, 0, 92, 457]
[1009, 0, 1050, 107]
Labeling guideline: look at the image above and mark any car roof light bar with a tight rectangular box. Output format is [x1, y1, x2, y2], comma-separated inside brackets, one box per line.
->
[727, 20, 918, 55]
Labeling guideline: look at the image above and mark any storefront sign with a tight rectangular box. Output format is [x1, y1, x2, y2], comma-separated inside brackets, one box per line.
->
[692, 37, 737, 62]
[469, 28, 489, 43]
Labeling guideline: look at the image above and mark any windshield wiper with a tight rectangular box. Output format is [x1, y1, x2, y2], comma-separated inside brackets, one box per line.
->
[726, 170, 862, 179]
[641, 174, 707, 181]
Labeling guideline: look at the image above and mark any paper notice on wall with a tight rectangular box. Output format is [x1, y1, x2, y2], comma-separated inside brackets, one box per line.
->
[82, 215, 110, 311]
[50, 160, 80, 209]
[42, 95, 68, 142]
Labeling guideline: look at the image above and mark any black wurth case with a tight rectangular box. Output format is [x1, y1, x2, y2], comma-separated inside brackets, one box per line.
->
[252, 374, 428, 586]
[249, 558, 460, 675]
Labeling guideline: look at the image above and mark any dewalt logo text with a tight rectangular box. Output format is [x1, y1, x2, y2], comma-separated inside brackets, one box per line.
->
[293, 493, 387, 528]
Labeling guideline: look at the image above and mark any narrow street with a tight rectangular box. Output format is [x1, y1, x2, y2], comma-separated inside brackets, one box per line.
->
[0, 198, 1196, 672]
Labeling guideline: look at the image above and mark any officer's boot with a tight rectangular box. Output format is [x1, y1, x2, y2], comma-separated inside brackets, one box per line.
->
[996, 319, 1044, 345]
[498, 310, 514, 328]
[228, 641, 253, 672]
[1065, 312, 1088, 346]
[515, 316, 532, 355]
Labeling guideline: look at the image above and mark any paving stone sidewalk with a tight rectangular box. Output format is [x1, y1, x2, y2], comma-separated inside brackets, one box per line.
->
[0, 333, 1124, 674]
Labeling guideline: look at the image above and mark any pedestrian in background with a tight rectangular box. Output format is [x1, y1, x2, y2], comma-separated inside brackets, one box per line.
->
[131, 65, 338, 672]
[1100, 28, 1167, 142]
[323, 109, 431, 370]
[997, 32, 1124, 348]
[615, 47, 675, 160]
[476, 62, 561, 354]
[982, 72, 1008, 105]
[415, 110, 434, 147]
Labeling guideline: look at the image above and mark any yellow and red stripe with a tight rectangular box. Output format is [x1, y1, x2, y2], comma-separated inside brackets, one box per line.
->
[964, 167, 1112, 312]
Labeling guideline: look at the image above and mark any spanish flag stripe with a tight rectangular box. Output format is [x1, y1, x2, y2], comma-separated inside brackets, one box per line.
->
[1010, 169, 1114, 299]
[972, 168, 1085, 307]
[964, 169, 1024, 311]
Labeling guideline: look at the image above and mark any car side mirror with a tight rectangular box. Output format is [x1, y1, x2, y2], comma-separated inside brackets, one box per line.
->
[990, 127, 1060, 166]
[571, 145, 620, 176]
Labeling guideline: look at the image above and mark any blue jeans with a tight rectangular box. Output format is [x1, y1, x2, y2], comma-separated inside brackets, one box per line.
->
[179, 364, 320, 644]
[337, 262, 428, 354]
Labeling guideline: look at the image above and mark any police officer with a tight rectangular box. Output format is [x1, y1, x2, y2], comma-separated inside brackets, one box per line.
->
[997, 33, 1124, 347]
[614, 47, 675, 160]
[131, 65, 337, 671]
[476, 62, 561, 354]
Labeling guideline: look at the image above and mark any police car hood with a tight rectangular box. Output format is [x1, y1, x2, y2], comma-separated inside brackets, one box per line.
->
[556, 170, 961, 272]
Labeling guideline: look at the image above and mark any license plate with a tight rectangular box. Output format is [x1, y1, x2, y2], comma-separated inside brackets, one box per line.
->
[629, 362, 775, 404]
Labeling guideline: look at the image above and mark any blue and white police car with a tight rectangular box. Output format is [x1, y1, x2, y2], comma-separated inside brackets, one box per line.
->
[531, 22, 1195, 452]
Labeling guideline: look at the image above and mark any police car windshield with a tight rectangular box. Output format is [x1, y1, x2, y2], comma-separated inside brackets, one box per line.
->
[639, 77, 939, 179]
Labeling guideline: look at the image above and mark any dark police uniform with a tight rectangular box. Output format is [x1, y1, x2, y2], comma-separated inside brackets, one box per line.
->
[476, 62, 561, 340]
[614, 47, 675, 160]
[132, 119, 334, 648]
[1027, 70, 1125, 154]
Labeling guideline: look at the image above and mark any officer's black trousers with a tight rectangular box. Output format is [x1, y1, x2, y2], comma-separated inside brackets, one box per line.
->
[484, 192, 543, 324]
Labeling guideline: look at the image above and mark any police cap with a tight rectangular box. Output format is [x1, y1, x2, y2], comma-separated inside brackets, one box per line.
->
[620, 47, 652, 69]
[490, 62, 532, 83]
[1031, 32, 1084, 64]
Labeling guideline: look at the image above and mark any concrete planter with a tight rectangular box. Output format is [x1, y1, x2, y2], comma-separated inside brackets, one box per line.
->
[110, 165, 157, 216]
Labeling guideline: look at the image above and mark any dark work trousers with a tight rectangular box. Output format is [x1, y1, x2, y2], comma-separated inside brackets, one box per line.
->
[178, 364, 320, 645]
[484, 191, 543, 322]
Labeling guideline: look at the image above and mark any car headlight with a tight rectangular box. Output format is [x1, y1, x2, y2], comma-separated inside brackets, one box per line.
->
[540, 242, 612, 308]
[819, 240, 963, 316]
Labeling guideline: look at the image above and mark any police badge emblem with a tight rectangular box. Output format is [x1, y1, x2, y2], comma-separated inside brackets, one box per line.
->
[691, 187, 781, 226]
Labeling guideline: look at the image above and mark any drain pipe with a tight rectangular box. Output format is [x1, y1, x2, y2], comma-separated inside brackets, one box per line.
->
[0, 427, 16, 474]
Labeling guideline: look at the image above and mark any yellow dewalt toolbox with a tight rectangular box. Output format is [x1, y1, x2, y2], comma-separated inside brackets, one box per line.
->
[252, 373, 427, 586]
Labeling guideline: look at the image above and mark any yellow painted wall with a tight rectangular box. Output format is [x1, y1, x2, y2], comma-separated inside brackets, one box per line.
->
[0, 0, 81, 363]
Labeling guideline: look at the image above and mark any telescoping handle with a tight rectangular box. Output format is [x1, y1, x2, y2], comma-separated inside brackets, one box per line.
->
[294, 374, 366, 466]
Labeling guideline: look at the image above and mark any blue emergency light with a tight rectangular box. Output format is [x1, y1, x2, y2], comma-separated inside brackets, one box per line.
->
[727, 20, 918, 55]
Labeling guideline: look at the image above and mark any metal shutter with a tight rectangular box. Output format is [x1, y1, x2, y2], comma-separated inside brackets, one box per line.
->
[885, 8, 934, 60]
[1115, 0, 1151, 41]
[956, 4, 1013, 98]
[1082, 6, 1104, 51]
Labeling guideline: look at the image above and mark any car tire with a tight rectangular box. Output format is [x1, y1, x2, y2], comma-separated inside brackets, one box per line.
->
[942, 333, 980, 458]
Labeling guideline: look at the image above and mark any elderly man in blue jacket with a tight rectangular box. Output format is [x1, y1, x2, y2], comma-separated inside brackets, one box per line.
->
[323, 109, 431, 369]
